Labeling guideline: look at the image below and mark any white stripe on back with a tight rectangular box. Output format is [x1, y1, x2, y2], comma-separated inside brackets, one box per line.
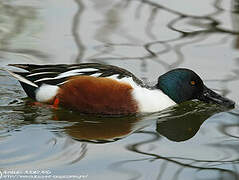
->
[34, 73, 83, 82]
[34, 68, 99, 82]
[27, 72, 58, 77]
[57, 68, 98, 78]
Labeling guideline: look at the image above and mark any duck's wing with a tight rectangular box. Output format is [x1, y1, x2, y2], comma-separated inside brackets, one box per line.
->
[8, 63, 144, 87]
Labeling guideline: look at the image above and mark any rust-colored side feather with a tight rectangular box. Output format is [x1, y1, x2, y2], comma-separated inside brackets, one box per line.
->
[57, 76, 138, 115]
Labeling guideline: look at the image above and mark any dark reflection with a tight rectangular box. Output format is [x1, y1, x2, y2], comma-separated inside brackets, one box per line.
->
[156, 101, 225, 142]
[51, 109, 154, 143]
[49, 100, 232, 144]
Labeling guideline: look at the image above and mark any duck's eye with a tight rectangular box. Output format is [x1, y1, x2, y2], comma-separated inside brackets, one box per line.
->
[190, 80, 196, 85]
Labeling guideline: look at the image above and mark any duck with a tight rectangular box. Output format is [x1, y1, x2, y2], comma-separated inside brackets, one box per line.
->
[3, 63, 235, 115]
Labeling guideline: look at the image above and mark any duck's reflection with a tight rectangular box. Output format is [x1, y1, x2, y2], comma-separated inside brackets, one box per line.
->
[156, 101, 225, 142]
[52, 110, 153, 143]
[50, 101, 227, 143]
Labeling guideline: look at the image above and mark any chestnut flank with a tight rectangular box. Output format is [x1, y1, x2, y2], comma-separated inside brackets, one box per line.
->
[57, 76, 138, 115]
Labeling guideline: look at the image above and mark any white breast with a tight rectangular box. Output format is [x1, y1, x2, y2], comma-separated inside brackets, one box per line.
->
[132, 87, 176, 113]
[108, 75, 176, 113]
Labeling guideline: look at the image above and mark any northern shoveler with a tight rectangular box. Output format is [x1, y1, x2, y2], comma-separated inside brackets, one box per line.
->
[4, 63, 235, 115]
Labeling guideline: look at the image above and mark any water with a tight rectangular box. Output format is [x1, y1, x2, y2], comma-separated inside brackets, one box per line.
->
[0, 0, 239, 179]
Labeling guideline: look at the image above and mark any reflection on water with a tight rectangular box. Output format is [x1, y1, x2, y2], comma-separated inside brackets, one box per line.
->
[48, 101, 226, 143]
[53, 110, 150, 143]
[156, 101, 224, 142]
[0, 0, 239, 179]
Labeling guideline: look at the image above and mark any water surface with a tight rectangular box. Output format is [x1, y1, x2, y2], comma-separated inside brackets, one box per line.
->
[0, 0, 239, 180]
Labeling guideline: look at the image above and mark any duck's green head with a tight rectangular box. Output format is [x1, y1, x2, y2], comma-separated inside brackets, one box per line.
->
[156, 68, 235, 108]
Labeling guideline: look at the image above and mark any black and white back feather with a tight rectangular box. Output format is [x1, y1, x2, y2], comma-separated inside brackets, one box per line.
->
[7, 63, 145, 99]
[8, 63, 144, 86]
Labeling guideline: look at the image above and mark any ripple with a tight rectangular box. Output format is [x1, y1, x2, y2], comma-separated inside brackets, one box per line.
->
[222, 125, 239, 139]
[0, 125, 87, 170]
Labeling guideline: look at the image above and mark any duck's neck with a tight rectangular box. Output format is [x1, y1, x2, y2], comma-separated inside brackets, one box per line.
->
[156, 77, 183, 104]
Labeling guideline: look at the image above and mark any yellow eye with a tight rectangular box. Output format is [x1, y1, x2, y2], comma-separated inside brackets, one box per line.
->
[190, 80, 196, 85]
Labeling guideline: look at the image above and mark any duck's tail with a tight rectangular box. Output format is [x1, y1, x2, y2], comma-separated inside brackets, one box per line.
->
[1, 67, 38, 88]
[0, 66, 38, 99]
